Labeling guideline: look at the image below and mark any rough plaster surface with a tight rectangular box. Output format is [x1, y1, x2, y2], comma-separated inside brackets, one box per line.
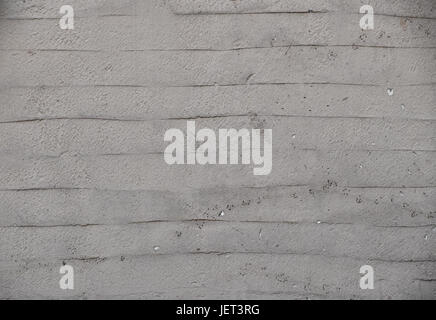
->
[0, 0, 435, 300]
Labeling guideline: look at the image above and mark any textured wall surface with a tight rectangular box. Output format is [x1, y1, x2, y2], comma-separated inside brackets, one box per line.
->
[0, 0, 435, 299]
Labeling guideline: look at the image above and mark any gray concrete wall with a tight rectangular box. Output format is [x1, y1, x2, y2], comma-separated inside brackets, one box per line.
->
[0, 0, 435, 299]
